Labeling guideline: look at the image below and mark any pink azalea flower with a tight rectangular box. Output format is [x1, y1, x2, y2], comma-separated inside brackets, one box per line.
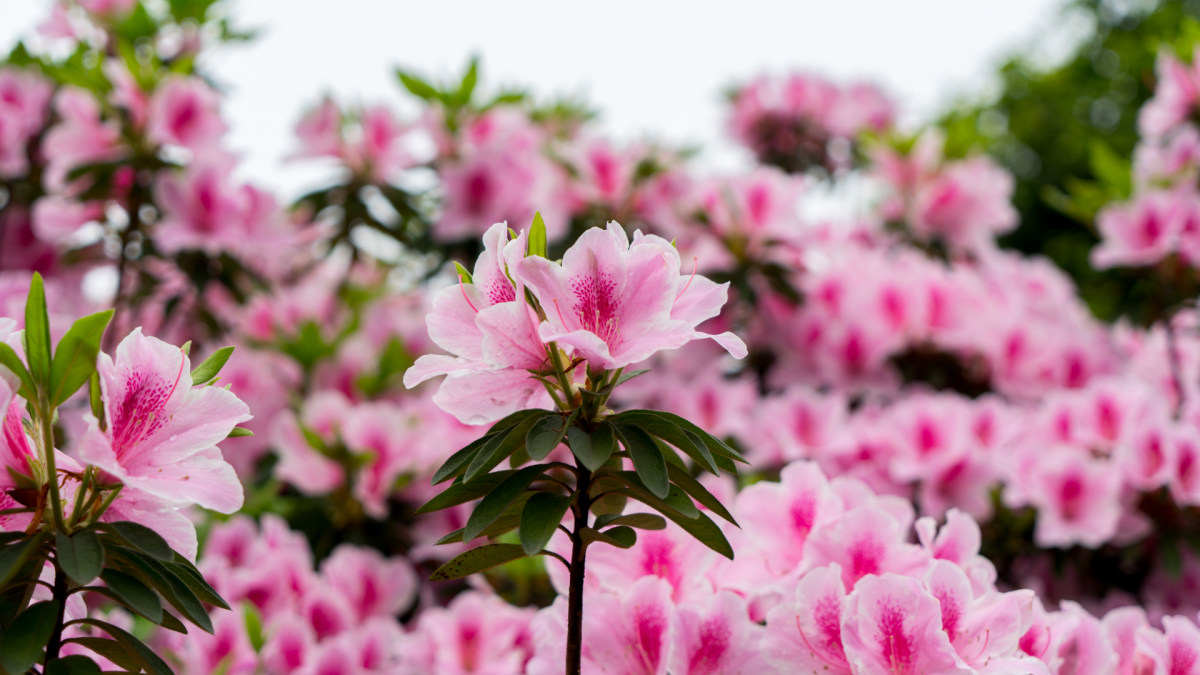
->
[1092, 190, 1200, 269]
[293, 97, 343, 160]
[146, 76, 227, 152]
[527, 577, 677, 675]
[78, 328, 252, 514]
[1140, 48, 1200, 139]
[318, 545, 416, 622]
[517, 221, 746, 370]
[1024, 450, 1122, 548]
[404, 222, 552, 424]
[675, 591, 768, 674]
[762, 564, 851, 674]
[399, 591, 536, 675]
[840, 573, 970, 675]
[41, 88, 123, 193]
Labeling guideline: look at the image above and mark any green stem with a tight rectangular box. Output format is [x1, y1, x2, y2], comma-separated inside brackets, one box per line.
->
[37, 400, 65, 532]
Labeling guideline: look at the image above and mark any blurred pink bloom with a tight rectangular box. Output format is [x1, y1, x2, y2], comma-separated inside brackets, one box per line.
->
[318, 545, 417, 622]
[399, 591, 536, 675]
[146, 76, 227, 152]
[1140, 48, 1200, 139]
[0, 67, 53, 179]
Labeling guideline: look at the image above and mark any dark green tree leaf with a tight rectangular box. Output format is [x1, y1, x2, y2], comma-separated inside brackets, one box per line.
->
[62, 637, 140, 672]
[101, 569, 163, 624]
[616, 425, 669, 498]
[429, 544, 528, 581]
[525, 412, 569, 461]
[0, 600, 58, 674]
[581, 526, 636, 549]
[665, 464, 737, 525]
[102, 522, 173, 561]
[83, 619, 173, 675]
[519, 492, 571, 556]
[45, 655, 102, 675]
[57, 529, 104, 585]
[593, 512, 667, 531]
[572, 424, 614, 472]
[463, 464, 551, 542]
[416, 471, 513, 515]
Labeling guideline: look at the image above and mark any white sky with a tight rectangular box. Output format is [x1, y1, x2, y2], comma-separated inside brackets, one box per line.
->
[1, 0, 1079, 197]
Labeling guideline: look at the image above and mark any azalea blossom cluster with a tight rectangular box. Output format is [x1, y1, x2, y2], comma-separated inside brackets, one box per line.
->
[726, 71, 895, 173]
[7, 1, 1200, 671]
[1092, 46, 1200, 269]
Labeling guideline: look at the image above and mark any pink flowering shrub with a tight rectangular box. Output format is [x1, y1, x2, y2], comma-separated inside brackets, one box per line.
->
[4, 1, 1200, 673]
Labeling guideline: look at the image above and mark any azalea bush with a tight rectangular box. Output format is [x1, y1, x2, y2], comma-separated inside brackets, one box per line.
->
[4, 0, 1200, 673]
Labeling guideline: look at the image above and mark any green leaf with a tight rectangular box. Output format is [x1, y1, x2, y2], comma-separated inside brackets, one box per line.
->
[528, 211, 548, 258]
[103, 546, 215, 632]
[396, 69, 439, 100]
[665, 463, 737, 525]
[101, 568, 163, 623]
[464, 464, 551, 542]
[615, 410, 745, 466]
[49, 309, 111, 405]
[0, 534, 47, 589]
[83, 619, 173, 675]
[612, 474, 732, 559]
[429, 544, 528, 581]
[0, 343, 34, 401]
[45, 655, 102, 675]
[574, 423, 615, 472]
[431, 434, 494, 485]
[0, 600, 58, 674]
[453, 261, 474, 284]
[581, 526, 636, 549]
[437, 492, 533, 544]
[243, 602, 264, 651]
[61, 637, 140, 672]
[593, 512, 667, 531]
[88, 371, 105, 431]
[623, 414, 718, 474]
[167, 554, 229, 610]
[103, 521, 173, 561]
[227, 427, 254, 438]
[616, 425, 669, 499]
[191, 346, 234, 385]
[525, 412, 569, 461]
[57, 529, 104, 585]
[416, 471, 513, 515]
[24, 273, 52, 390]
[465, 415, 543, 482]
[519, 492, 571, 556]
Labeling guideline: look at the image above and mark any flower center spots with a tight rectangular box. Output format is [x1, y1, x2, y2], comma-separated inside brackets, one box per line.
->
[111, 351, 185, 456]
[486, 278, 515, 305]
[569, 272, 620, 345]
[875, 603, 915, 675]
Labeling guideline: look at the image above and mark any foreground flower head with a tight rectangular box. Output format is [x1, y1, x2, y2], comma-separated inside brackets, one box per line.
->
[79, 328, 252, 514]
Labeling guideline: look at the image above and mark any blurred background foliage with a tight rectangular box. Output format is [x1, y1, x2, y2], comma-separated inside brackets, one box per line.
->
[940, 0, 1200, 325]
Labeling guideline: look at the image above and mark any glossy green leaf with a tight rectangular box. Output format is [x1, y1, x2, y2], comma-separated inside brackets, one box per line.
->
[453, 261, 474, 284]
[24, 273, 52, 390]
[57, 529, 104, 585]
[48, 309, 112, 406]
[85, 619, 173, 675]
[103, 521, 173, 561]
[464, 464, 551, 542]
[0, 600, 58, 674]
[101, 569, 162, 623]
[61, 637, 140, 672]
[665, 463, 737, 525]
[525, 412, 568, 460]
[227, 427, 254, 438]
[45, 655, 102, 675]
[0, 534, 47, 589]
[581, 526, 636, 549]
[465, 415, 542, 482]
[88, 371, 105, 431]
[616, 425, 669, 498]
[416, 471, 513, 515]
[190, 346, 234, 385]
[528, 211, 548, 258]
[431, 434, 495, 485]
[167, 554, 229, 610]
[573, 424, 614, 471]
[593, 512, 667, 531]
[429, 544, 528, 581]
[0, 343, 34, 400]
[436, 492, 533, 544]
[244, 602, 264, 651]
[519, 492, 571, 556]
[615, 410, 746, 465]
